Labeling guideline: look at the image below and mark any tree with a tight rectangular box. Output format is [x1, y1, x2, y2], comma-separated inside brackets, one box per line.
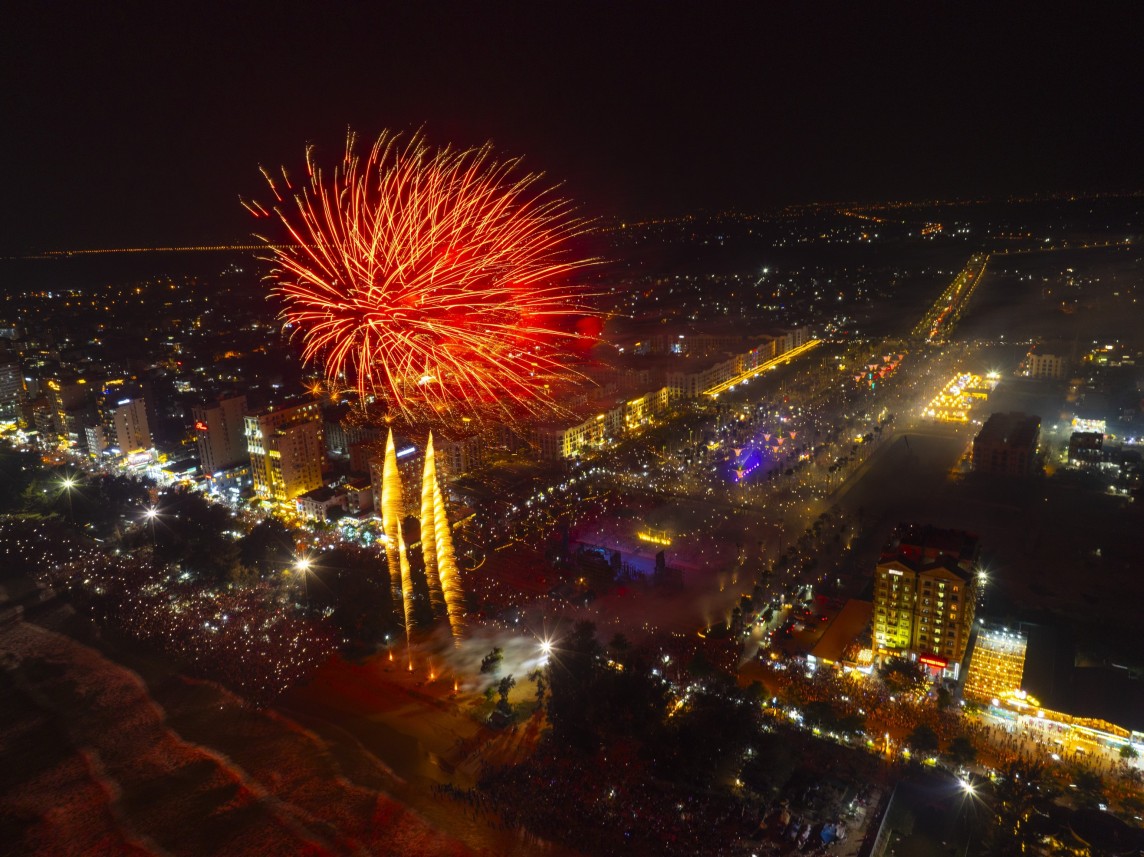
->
[496, 674, 516, 715]
[823, 710, 862, 735]
[948, 735, 977, 767]
[480, 646, 504, 675]
[1119, 743, 1139, 762]
[803, 700, 838, 730]
[686, 650, 714, 679]
[308, 546, 396, 651]
[607, 633, 631, 657]
[0, 450, 43, 512]
[906, 723, 940, 754]
[152, 490, 241, 583]
[652, 685, 758, 787]
[1071, 768, 1106, 811]
[527, 668, 547, 709]
[545, 621, 602, 751]
[740, 727, 798, 797]
[240, 518, 297, 575]
[879, 656, 926, 695]
[935, 685, 952, 710]
[985, 760, 1050, 855]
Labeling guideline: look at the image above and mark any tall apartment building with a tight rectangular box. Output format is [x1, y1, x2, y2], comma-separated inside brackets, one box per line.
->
[112, 398, 153, 452]
[245, 401, 324, 504]
[85, 425, 110, 459]
[1026, 351, 1066, 380]
[0, 361, 23, 419]
[972, 412, 1040, 476]
[873, 524, 979, 678]
[193, 394, 248, 475]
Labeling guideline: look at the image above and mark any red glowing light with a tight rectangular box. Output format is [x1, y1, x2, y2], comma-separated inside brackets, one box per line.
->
[252, 130, 598, 422]
[194, 420, 209, 432]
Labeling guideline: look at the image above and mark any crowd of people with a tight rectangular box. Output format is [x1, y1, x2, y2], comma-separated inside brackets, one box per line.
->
[4, 519, 338, 704]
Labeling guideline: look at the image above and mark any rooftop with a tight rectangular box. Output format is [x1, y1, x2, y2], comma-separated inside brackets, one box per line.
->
[810, 599, 873, 665]
[974, 411, 1041, 447]
[882, 522, 979, 571]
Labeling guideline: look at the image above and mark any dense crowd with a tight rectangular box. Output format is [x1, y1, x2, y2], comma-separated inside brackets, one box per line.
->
[3, 519, 337, 704]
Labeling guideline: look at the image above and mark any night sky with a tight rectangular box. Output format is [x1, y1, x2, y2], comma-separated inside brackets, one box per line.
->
[3, 3, 1142, 254]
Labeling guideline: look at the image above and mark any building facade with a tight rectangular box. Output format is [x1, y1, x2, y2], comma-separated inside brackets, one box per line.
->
[0, 361, 23, 419]
[963, 627, 1028, 703]
[873, 525, 979, 677]
[1026, 351, 1066, 380]
[972, 412, 1041, 476]
[435, 432, 483, 477]
[193, 394, 248, 475]
[112, 398, 153, 452]
[245, 401, 324, 504]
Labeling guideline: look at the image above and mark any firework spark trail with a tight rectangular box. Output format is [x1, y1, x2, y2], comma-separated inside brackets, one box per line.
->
[398, 522, 416, 669]
[254, 130, 597, 422]
[429, 444, 466, 641]
[380, 430, 405, 606]
[419, 435, 445, 618]
[422, 432, 464, 641]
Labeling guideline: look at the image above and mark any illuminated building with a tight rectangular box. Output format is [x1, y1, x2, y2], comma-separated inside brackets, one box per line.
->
[112, 398, 152, 452]
[1025, 350, 1066, 380]
[963, 626, 1027, 703]
[84, 425, 109, 459]
[1067, 431, 1103, 466]
[244, 401, 324, 504]
[193, 394, 248, 475]
[873, 525, 979, 677]
[295, 479, 373, 523]
[434, 431, 483, 477]
[972, 412, 1040, 476]
[323, 408, 385, 457]
[0, 361, 23, 419]
[533, 412, 612, 460]
[44, 377, 92, 446]
[923, 372, 990, 423]
[531, 387, 673, 460]
[807, 599, 875, 672]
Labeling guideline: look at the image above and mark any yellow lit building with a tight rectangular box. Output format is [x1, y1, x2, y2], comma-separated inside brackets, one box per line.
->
[963, 627, 1027, 703]
[245, 401, 324, 504]
[873, 525, 979, 678]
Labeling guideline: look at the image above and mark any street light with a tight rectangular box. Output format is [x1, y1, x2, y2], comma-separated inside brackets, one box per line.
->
[143, 506, 159, 544]
[59, 475, 77, 522]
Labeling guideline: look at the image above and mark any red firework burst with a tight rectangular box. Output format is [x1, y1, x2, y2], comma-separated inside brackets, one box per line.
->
[247, 130, 598, 422]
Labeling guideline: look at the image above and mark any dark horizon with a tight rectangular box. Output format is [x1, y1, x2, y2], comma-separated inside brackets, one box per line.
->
[4, 4, 1144, 255]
